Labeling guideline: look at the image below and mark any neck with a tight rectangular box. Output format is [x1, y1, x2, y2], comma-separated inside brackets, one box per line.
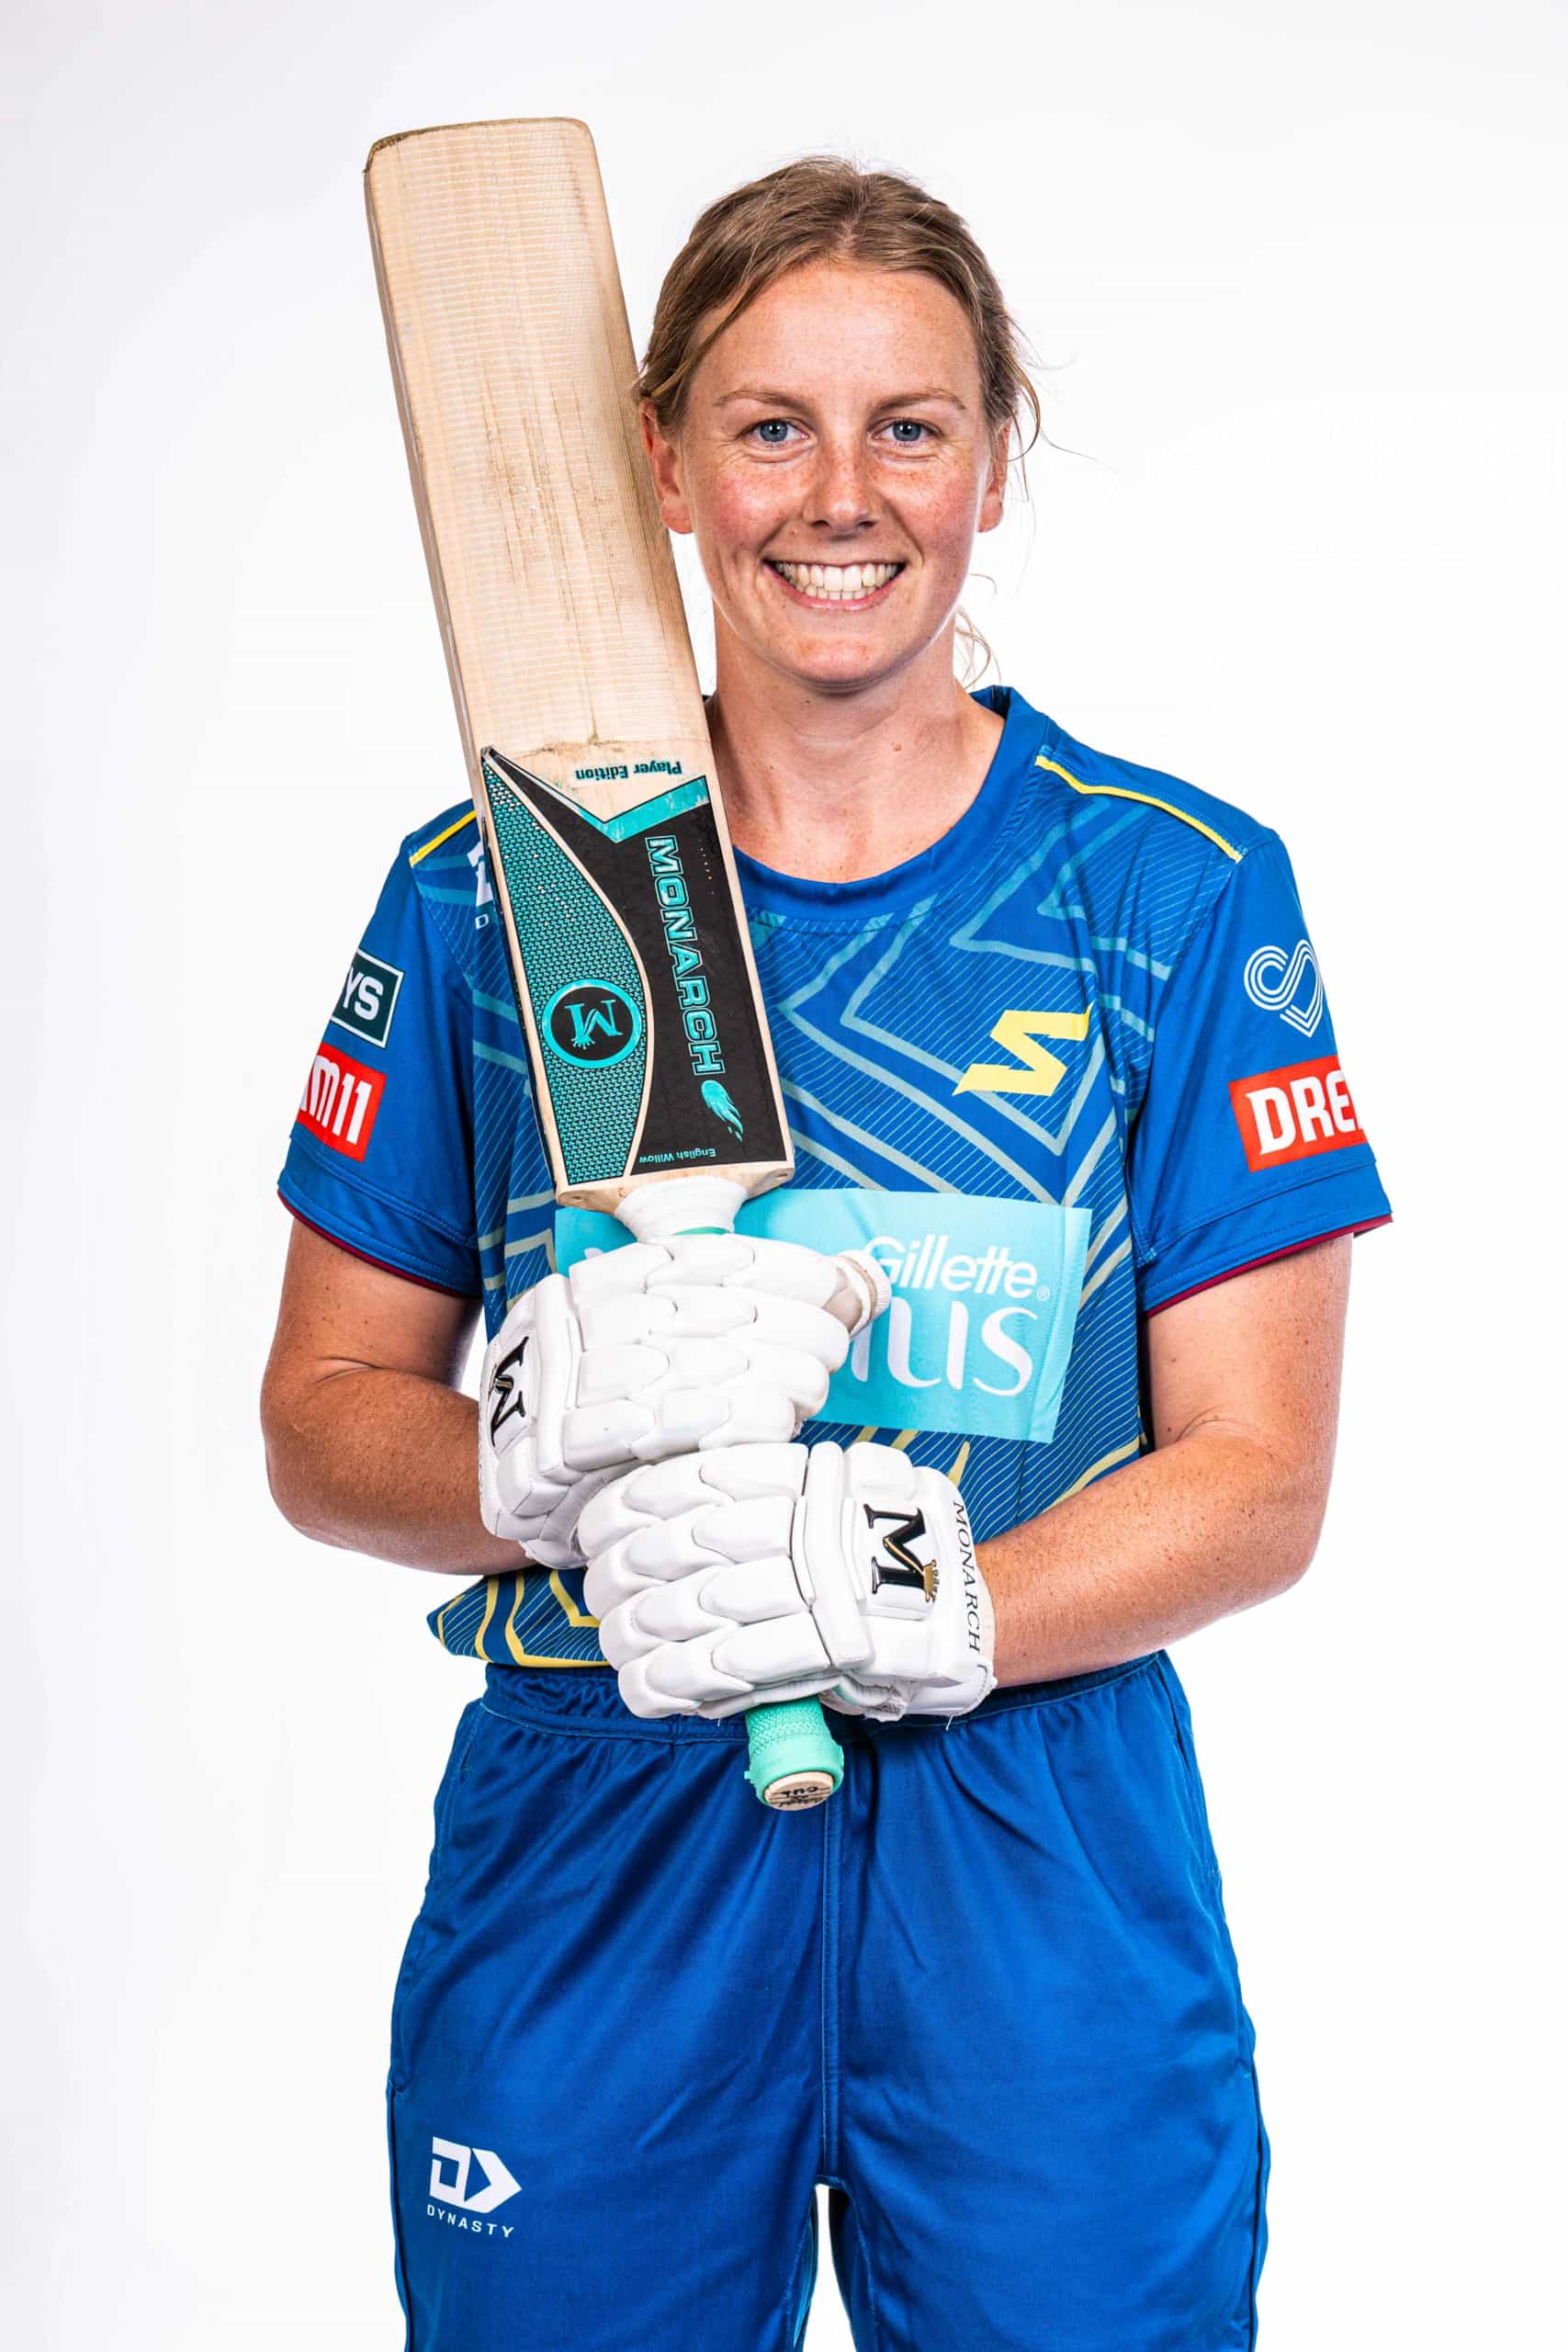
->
[706, 623, 1005, 883]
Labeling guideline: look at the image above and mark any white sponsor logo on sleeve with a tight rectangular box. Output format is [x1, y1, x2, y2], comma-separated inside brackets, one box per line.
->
[1243, 938, 1324, 1037]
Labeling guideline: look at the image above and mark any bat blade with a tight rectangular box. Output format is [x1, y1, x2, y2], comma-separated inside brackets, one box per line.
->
[365, 119, 792, 1216]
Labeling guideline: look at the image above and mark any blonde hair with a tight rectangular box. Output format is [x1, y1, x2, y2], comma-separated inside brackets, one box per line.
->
[636, 156, 1040, 682]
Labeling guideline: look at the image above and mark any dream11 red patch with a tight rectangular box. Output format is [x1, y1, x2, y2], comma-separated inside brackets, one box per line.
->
[298, 1040, 386, 1161]
[1229, 1054, 1366, 1173]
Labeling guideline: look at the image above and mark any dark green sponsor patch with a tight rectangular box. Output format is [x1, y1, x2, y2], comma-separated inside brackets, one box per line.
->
[330, 949, 403, 1049]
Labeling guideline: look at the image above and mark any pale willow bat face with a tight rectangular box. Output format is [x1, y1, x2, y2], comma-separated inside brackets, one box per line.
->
[644, 259, 1008, 698]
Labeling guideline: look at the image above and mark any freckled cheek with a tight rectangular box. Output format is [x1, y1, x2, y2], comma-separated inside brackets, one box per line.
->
[900, 481, 985, 582]
[700, 469, 789, 565]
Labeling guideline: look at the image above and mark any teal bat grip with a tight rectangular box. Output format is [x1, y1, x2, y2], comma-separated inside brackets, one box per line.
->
[744, 1696, 844, 1809]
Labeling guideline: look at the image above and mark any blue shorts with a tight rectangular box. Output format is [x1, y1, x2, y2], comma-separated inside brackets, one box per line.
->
[388, 1652, 1269, 2349]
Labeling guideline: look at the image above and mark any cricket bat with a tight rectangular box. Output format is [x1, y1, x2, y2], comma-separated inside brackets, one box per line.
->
[365, 118, 878, 1809]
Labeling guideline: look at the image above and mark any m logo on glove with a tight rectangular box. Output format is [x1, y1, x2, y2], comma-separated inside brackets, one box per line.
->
[863, 1505, 938, 1600]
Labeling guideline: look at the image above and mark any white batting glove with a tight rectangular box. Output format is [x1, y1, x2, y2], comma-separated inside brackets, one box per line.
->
[579, 1441, 996, 1724]
[479, 1238, 877, 1569]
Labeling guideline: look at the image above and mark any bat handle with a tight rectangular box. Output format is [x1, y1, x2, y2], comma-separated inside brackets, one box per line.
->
[742, 1696, 844, 1809]
[615, 1176, 889, 1812]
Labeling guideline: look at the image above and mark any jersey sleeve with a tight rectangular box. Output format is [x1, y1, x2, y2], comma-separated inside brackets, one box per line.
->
[1128, 832, 1391, 1314]
[277, 839, 480, 1296]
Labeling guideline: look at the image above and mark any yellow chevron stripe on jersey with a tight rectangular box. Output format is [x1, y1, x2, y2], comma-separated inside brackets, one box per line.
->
[432, 1575, 495, 1657]
[504, 1648, 604, 1667]
[497, 1580, 604, 1667]
[409, 808, 478, 865]
[1035, 754, 1243, 862]
[549, 1569, 599, 1629]
[473, 1577, 499, 1654]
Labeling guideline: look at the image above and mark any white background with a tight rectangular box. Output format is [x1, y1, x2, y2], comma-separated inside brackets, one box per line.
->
[3, 1, 1562, 2344]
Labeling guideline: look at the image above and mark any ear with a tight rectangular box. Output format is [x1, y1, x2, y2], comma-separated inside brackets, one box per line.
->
[639, 401, 693, 536]
[977, 419, 1010, 536]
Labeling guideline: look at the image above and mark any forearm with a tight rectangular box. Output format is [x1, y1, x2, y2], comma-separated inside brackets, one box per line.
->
[985, 1426, 1328, 1686]
[265, 1365, 524, 1577]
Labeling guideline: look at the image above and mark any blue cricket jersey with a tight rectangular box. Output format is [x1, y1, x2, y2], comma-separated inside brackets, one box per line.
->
[279, 685, 1391, 1662]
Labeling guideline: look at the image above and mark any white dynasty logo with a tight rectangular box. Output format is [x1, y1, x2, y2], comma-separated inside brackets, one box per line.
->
[428, 2139, 522, 2215]
[1243, 939, 1324, 1037]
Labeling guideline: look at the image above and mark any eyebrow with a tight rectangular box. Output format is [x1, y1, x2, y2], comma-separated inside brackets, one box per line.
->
[714, 385, 970, 413]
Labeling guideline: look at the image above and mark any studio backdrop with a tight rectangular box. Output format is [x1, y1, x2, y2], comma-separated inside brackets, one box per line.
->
[2, 2, 1560, 2346]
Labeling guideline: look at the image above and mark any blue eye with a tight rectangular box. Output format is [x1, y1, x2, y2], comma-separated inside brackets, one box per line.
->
[751, 419, 797, 444]
[886, 419, 930, 444]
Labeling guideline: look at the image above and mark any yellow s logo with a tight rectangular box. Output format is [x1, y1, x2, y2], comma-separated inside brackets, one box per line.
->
[954, 1009, 1091, 1098]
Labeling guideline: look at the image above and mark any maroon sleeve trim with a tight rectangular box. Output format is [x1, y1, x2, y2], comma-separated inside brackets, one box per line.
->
[1143, 1214, 1392, 1317]
[277, 1193, 479, 1300]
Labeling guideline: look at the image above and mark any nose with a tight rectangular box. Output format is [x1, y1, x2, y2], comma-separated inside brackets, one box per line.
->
[803, 434, 877, 535]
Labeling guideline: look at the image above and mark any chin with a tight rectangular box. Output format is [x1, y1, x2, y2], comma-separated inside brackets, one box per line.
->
[778, 653, 894, 694]
[771, 626, 921, 689]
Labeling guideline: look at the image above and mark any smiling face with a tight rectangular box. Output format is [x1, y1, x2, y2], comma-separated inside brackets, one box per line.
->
[641, 259, 1009, 700]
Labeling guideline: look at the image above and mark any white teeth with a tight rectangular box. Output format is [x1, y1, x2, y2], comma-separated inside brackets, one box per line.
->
[773, 560, 900, 601]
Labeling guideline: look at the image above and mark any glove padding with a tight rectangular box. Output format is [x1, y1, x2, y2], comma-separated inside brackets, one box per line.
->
[479, 1238, 860, 1568]
[580, 1441, 996, 1724]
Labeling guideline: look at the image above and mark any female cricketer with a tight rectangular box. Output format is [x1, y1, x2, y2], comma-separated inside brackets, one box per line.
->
[263, 155, 1392, 2350]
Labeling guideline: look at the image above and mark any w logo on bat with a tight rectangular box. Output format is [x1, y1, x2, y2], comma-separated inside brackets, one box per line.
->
[1243, 939, 1324, 1037]
[701, 1080, 744, 1142]
[543, 980, 644, 1069]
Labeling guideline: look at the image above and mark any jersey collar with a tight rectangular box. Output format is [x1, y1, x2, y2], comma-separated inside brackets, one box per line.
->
[731, 684, 1051, 923]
